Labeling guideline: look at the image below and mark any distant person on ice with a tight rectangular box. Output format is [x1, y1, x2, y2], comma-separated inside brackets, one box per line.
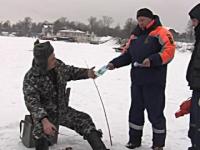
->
[23, 40, 109, 150]
[186, 3, 200, 150]
[107, 8, 175, 150]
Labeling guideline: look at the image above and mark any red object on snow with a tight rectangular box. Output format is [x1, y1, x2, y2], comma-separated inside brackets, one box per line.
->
[175, 98, 192, 118]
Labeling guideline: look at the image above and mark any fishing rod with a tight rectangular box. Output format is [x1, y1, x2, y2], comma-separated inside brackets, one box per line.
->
[85, 61, 113, 146]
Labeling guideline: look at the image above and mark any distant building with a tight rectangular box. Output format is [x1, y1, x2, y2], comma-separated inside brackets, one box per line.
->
[40, 24, 54, 40]
[56, 29, 91, 43]
[89, 32, 101, 44]
[1, 31, 9, 36]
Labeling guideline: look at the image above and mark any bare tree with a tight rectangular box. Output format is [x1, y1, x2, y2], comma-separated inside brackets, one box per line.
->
[23, 17, 32, 36]
[185, 20, 194, 42]
[88, 16, 98, 32]
[123, 18, 137, 38]
[53, 17, 68, 34]
[102, 16, 113, 28]
[2, 20, 11, 33]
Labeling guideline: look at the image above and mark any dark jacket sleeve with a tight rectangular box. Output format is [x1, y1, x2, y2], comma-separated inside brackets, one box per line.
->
[110, 51, 132, 68]
[148, 53, 163, 67]
[23, 74, 48, 121]
[186, 42, 200, 88]
[193, 43, 200, 69]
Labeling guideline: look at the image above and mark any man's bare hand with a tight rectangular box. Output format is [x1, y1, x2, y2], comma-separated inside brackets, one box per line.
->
[88, 66, 97, 79]
[142, 58, 151, 67]
[107, 63, 115, 70]
[41, 118, 57, 136]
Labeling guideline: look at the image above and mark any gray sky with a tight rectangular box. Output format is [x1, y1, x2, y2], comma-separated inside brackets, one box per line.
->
[0, 0, 199, 32]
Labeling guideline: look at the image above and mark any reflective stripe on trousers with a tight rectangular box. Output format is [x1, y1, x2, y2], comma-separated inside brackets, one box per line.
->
[153, 127, 165, 134]
[129, 122, 143, 131]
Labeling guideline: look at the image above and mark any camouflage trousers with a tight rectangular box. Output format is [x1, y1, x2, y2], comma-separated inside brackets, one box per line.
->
[33, 106, 96, 140]
[59, 106, 96, 137]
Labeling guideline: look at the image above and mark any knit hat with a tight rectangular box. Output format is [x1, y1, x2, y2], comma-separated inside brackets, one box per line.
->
[33, 40, 54, 71]
[189, 3, 200, 21]
[137, 8, 154, 19]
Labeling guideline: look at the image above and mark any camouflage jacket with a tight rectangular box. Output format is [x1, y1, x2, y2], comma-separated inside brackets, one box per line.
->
[23, 59, 89, 128]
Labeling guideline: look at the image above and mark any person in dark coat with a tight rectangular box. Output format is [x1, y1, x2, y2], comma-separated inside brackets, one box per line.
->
[23, 40, 109, 150]
[107, 8, 175, 150]
[186, 3, 200, 150]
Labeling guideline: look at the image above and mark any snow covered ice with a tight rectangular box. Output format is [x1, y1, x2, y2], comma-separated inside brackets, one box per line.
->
[0, 36, 193, 149]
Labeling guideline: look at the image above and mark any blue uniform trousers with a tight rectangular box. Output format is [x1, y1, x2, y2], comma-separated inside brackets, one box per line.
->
[129, 84, 166, 147]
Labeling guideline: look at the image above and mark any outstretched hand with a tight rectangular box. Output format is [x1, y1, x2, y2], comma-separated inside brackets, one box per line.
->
[88, 66, 97, 79]
[107, 63, 115, 70]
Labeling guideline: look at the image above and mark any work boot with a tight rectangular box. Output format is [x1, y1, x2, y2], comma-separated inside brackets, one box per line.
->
[35, 137, 49, 150]
[151, 145, 163, 150]
[188, 146, 197, 150]
[86, 130, 108, 150]
[125, 140, 141, 149]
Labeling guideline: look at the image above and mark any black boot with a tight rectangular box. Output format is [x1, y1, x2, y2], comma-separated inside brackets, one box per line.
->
[35, 137, 49, 150]
[188, 146, 196, 150]
[125, 140, 141, 149]
[86, 130, 109, 150]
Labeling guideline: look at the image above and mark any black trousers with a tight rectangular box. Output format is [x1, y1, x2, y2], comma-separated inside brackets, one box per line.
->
[188, 90, 200, 149]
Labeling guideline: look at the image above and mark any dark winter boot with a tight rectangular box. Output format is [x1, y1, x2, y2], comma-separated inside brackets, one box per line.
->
[86, 130, 108, 150]
[188, 146, 196, 150]
[151, 145, 163, 150]
[152, 147, 163, 150]
[125, 140, 141, 149]
[35, 137, 49, 150]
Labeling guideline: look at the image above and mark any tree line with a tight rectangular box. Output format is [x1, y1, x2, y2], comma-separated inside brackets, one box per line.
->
[0, 16, 194, 42]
